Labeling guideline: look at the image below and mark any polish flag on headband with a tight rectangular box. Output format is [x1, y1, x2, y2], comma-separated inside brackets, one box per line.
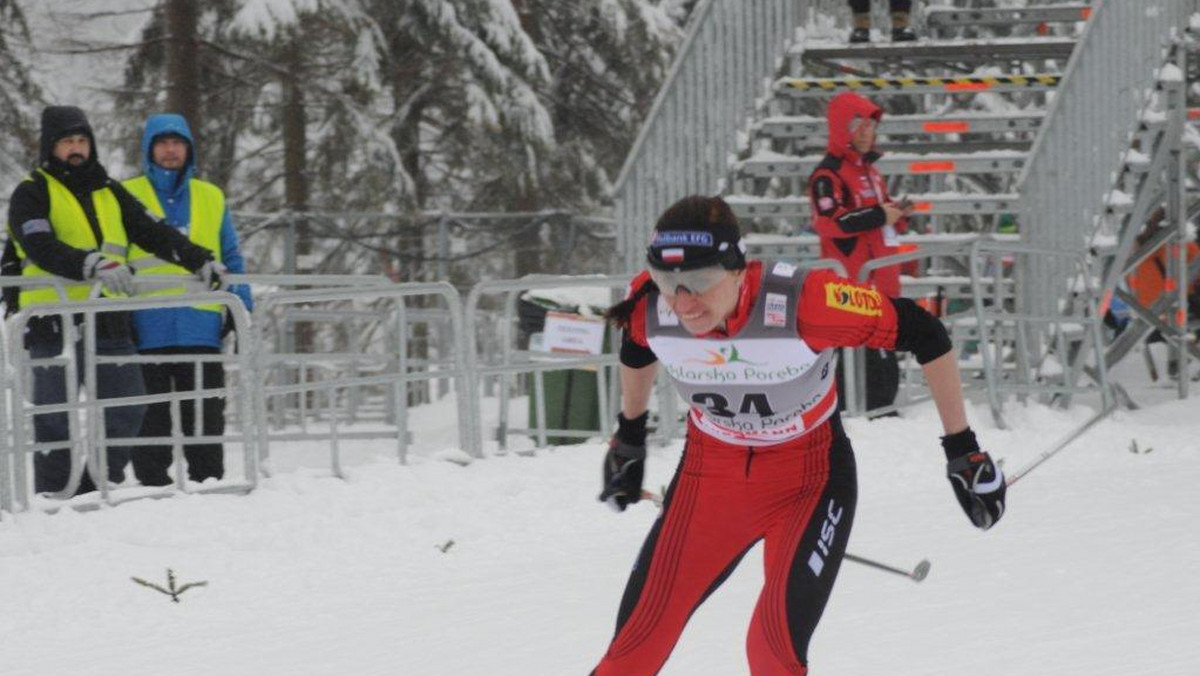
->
[661, 248, 685, 264]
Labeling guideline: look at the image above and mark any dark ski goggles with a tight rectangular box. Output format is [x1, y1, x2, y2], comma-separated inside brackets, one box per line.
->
[647, 265, 732, 296]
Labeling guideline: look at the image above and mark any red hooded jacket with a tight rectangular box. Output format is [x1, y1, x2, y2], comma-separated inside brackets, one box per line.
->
[807, 92, 905, 297]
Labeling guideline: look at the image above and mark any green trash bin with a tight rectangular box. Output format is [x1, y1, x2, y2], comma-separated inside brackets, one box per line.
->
[532, 367, 600, 446]
[520, 293, 609, 446]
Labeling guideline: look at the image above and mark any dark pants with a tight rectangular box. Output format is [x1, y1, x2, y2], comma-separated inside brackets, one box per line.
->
[132, 346, 226, 485]
[849, 0, 912, 12]
[29, 330, 146, 495]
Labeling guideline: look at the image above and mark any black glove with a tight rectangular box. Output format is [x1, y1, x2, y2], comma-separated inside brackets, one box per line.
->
[943, 428, 1006, 530]
[599, 412, 648, 512]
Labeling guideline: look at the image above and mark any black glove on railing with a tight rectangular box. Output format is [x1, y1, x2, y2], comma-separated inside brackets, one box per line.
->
[943, 427, 1006, 530]
[599, 412, 648, 512]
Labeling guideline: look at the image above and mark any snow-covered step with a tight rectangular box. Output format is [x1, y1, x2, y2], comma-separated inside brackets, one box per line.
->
[743, 232, 1021, 260]
[737, 150, 1027, 178]
[755, 111, 1045, 140]
[925, 4, 1093, 28]
[776, 73, 1062, 99]
[798, 37, 1076, 63]
[726, 193, 1020, 219]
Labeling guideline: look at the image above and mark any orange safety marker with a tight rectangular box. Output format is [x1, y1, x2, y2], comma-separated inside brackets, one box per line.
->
[1164, 278, 1178, 293]
[923, 121, 970, 133]
[909, 161, 956, 173]
[945, 82, 991, 92]
[1081, 8, 1092, 20]
[1097, 291, 1112, 318]
[912, 201, 933, 212]
[1188, 109, 1200, 120]
[1178, 309, 1187, 327]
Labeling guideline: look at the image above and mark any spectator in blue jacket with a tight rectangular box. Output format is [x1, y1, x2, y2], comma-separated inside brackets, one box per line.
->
[123, 113, 252, 485]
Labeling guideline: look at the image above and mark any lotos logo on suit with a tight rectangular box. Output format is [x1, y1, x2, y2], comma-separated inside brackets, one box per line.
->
[824, 282, 883, 317]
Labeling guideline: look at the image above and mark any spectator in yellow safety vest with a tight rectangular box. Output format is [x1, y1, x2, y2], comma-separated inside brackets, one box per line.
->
[122, 113, 253, 486]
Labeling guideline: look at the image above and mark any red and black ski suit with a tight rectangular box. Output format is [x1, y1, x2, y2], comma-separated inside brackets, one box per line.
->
[593, 261, 952, 675]
[808, 92, 907, 298]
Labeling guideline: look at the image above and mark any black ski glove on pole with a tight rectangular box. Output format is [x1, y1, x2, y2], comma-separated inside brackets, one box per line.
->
[943, 427, 1006, 530]
[599, 412, 648, 512]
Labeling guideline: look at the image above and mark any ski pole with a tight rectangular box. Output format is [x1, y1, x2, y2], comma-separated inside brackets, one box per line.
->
[640, 490, 930, 583]
[1005, 401, 1115, 488]
[844, 553, 931, 582]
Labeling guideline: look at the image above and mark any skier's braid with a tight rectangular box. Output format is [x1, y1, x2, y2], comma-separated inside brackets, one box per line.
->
[604, 278, 657, 331]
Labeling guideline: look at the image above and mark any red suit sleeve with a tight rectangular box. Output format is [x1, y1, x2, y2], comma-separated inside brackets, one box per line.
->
[796, 269, 899, 350]
[809, 168, 886, 237]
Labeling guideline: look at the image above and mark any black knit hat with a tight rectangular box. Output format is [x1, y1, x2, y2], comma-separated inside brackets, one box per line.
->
[645, 195, 747, 271]
[39, 106, 95, 165]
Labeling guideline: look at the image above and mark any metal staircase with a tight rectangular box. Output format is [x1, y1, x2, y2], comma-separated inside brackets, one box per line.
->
[610, 0, 1198, 429]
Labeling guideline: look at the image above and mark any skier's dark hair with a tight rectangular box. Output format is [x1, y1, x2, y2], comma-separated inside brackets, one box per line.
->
[605, 195, 744, 330]
[604, 276, 657, 330]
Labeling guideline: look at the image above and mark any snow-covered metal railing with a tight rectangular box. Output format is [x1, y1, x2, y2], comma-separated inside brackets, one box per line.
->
[611, 0, 845, 271]
[250, 282, 474, 467]
[1016, 0, 1193, 317]
[463, 275, 630, 453]
[966, 240, 1111, 427]
[2, 286, 256, 514]
[0, 274, 474, 516]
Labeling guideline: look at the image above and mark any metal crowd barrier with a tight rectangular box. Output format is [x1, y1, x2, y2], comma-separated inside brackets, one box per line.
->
[463, 275, 631, 453]
[2, 283, 254, 514]
[965, 240, 1110, 428]
[842, 235, 1015, 423]
[250, 281, 474, 468]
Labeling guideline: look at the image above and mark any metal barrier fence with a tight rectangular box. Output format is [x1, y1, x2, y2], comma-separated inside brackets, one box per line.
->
[0, 273, 474, 517]
[839, 237, 1110, 428]
[2, 286, 254, 513]
[463, 275, 631, 454]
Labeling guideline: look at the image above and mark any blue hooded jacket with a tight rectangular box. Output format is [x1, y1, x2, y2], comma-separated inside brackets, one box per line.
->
[130, 114, 253, 350]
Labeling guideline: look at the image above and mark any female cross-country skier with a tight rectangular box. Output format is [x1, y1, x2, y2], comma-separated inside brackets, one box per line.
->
[592, 195, 1006, 675]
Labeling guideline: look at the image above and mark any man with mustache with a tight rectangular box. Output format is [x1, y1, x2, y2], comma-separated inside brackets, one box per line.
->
[4, 106, 225, 496]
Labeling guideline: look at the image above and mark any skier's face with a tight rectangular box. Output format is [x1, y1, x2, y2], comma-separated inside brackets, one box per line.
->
[661, 268, 744, 335]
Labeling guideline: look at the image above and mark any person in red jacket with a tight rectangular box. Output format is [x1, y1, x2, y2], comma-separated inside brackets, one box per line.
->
[808, 91, 911, 296]
[592, 195, 1005, 676]
[808, 92, 913, 413]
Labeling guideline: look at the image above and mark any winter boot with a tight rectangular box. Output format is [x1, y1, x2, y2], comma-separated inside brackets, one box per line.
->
[850, 13, 871, 43]
[891, 11, 917, 42]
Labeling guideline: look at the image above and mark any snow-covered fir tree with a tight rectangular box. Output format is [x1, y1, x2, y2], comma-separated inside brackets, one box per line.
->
[0, 0, 40, 187]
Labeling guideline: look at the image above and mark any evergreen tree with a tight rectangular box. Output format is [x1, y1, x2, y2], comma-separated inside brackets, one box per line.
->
[0, 0, 41, 186]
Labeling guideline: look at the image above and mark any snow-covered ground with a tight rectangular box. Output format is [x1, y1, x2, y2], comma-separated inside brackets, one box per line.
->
[1, 356, 1198, 675]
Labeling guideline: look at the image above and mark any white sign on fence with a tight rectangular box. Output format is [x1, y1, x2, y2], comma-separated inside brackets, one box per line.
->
[543, 311, 606, 355]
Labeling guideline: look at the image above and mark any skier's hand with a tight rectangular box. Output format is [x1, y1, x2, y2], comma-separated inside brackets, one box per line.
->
[942, 428, 1006, 530]
[599, 412, 648, 512]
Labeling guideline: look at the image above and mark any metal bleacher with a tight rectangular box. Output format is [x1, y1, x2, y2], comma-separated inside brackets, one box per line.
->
[611, 0, 1198, 425]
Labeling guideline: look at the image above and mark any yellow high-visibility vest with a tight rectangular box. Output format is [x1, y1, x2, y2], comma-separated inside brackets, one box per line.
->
[10, 169, 129, 308]
[122, 175, 224, 313]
